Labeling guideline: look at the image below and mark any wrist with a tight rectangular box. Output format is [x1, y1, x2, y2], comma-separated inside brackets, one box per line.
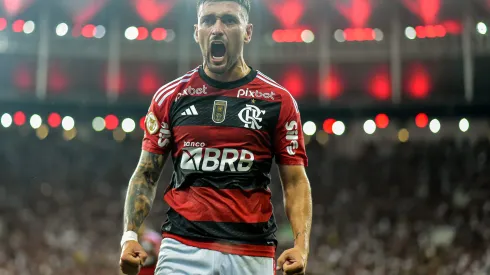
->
[294, 245, 309, 257]
[120, 231, 138, 248]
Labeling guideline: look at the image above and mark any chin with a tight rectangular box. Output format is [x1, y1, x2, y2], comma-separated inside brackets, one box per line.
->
[207, 65, 227, 75]
[206, 60, 229, 75]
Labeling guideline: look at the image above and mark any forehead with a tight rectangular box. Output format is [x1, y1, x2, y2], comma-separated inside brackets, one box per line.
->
[198, 1, 245, 18]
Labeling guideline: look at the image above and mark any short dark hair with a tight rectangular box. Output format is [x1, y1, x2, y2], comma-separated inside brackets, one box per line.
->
[197, 0, 251, 19]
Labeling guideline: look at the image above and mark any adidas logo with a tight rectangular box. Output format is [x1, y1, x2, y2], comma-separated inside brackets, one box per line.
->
[181, 105, 198, 116]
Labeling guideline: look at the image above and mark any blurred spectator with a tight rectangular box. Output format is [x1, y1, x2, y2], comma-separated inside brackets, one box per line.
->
[1, 128, 490, 275]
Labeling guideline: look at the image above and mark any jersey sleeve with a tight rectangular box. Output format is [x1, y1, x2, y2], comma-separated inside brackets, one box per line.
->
[273, 93, 308, 166]
[141, 91, 173, 155]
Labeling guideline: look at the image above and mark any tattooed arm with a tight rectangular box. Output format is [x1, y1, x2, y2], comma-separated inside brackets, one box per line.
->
[123, 150, 167, 232]
[120, 150, 168, 275]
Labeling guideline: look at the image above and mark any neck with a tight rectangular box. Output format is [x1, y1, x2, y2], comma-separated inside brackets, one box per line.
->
[204, 56, 250, 83]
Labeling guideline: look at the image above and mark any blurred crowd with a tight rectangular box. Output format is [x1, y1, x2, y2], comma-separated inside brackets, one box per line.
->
[1, 126, 490, 275]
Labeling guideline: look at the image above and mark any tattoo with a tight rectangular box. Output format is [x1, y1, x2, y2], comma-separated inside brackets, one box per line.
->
[295, 232, 301, 240]
[124, 151, 166, 232]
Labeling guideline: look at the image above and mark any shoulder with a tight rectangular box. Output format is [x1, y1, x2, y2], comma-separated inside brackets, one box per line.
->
[254, 70, 299, 113]
[150, 67, 200, 108]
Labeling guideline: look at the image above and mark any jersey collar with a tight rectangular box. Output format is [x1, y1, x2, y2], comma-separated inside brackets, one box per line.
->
[198, 65, 257, 90]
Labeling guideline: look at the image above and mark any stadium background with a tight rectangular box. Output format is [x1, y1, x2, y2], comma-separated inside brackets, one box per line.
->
[1, 0, 490, 274]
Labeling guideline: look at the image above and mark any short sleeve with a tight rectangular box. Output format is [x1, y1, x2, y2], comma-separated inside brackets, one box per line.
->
[273, 93, 308, 166]
[141, 92, 173, 155]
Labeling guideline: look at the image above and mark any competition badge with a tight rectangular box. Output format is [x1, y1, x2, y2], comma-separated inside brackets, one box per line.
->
[212, 100, 227, 123]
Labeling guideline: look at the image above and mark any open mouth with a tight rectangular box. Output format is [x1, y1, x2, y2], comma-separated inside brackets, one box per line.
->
[210, 41, 226, 60]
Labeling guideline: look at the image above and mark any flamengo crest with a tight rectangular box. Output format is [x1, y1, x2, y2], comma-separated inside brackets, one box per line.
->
[238, 104, 265, 130]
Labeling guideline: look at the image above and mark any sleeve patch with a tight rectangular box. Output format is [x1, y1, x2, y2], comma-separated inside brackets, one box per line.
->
[145, 112, 160, 135]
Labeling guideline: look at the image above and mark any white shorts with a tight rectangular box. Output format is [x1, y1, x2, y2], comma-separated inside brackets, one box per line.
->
[155, 237, 275, 275]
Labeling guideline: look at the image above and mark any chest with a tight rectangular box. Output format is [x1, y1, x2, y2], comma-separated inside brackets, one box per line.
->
[171, 94, 279, 130]
[168, 94, 280, 155]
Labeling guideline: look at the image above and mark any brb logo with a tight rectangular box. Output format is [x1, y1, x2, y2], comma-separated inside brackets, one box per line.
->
[175, 85, 207, 102]
[238, 104, 265, 130]
[158, 122, 171, 148]
[285, 121, 299, 155]
[237, 88, 275, 100]
[180, 147, 254, 172]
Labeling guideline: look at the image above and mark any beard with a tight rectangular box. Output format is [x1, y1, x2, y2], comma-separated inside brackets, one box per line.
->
[204, 52, 238, 75]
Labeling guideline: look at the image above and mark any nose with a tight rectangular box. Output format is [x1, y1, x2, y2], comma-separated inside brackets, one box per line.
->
[211, 19, 225, 36]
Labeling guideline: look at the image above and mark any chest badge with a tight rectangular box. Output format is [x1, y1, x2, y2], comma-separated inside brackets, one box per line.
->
[212, 100, 228, 123]
[238, 104, 265, 130]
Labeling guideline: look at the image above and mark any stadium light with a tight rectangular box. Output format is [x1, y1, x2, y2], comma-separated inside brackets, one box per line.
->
[139, 117, 146, 130]
[137, 27, 149, 40]
[405, 27, 416, 39]
[47, 113, 61, 128]
[125, 26, 138, 40]
[82, 24, 95, 38]
[94, 25, 106, 39]
[373, 28, 384, 41]
[62, 116, 75, 131]
[407, 25, 447, 39]
[165, 29, 176, 42]
[303, 121, 316, 136]
[332, 121, 345, 136]
[323, 118, 336, 134]
[29, 114, 42, 129]
[56, 23, 69, 36]
[122, 118, 136, 133]
[151, 28, 167, 41]
[105, 115, 119, 130]
[477, 22, 487, 35]
[459, 118, 469, 132]
[398, 129, 409, 143]
[12, 20, 24, 33]
[272, 29, 315, 43]
[363, 120, 376, 135]
[1, 113, 12, 128]
[375, 114, 389, 129]
[0, 18, 6, 31]
[13, 111, 26, 126]
[429, 119, 440, 133]
[113, 128, 126, 142]
[334, 29, 345, 42]
[63, 128, 77, 141]
[92, 117, 105, 132]
[335, 28, 383, 42]
[23, 21, 35, 34]
[36, 125, 49, 140]
[301, 30, 315, 43]
[415, 113, 429, 128]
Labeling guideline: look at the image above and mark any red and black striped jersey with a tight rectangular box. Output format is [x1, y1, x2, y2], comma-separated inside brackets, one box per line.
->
[142, 66, 308, 258]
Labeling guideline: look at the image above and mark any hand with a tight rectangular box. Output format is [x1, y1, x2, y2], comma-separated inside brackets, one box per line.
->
[276, 247, 308, 275]
[119, 240, 148, 275]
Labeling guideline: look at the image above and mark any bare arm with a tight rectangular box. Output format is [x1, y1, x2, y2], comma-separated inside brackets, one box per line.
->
[278, 165, 312, 258]
[123, 150, 168, 232]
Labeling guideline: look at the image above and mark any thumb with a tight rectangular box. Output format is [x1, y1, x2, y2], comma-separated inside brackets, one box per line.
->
[139, 250, 148, 265]
[121, 252, 141, 266]
[276, 250, 290, 270]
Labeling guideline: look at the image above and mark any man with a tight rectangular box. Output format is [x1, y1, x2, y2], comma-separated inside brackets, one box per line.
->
[119, 0, 312, 274]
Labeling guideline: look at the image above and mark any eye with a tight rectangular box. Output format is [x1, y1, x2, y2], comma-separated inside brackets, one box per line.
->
[222, 17, 237, 24]
[201, 17, 214, 25]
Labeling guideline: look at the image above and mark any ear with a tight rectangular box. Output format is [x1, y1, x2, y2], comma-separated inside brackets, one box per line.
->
[244, 23, 253, 44]
[194, 24, 199, 43]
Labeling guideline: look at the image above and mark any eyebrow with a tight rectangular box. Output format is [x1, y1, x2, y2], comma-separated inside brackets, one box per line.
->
[199, 12, 243, 22]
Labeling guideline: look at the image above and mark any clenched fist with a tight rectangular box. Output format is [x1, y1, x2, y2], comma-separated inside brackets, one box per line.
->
[120, 240, 148, 275]
[276, 247, 308, 275]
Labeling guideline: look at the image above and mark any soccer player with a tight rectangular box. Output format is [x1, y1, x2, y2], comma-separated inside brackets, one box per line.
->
[119, 0, 312, 274]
